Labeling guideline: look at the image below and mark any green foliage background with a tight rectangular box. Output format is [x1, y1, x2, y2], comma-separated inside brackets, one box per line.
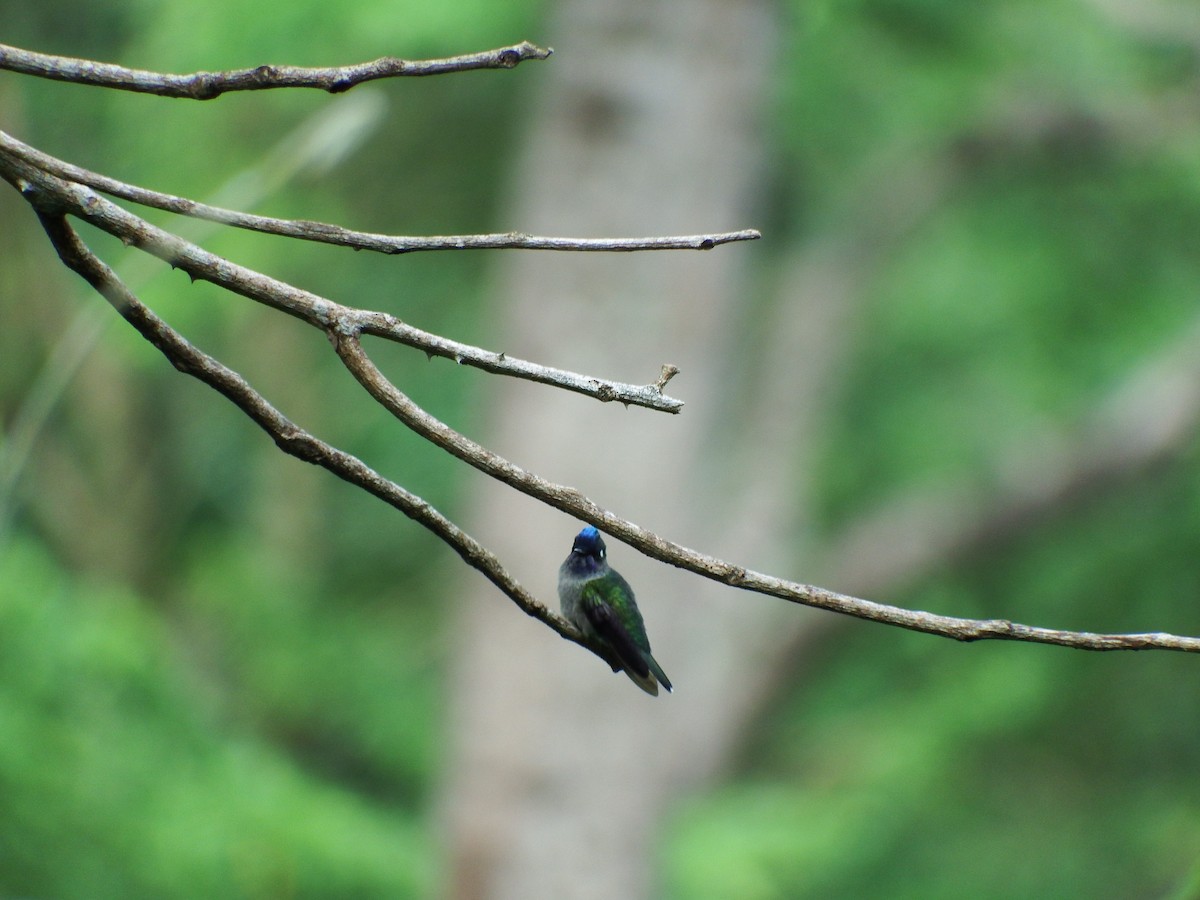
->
[2, 0, 1199, 897]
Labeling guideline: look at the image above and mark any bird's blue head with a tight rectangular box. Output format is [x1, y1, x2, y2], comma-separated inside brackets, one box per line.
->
[567, 525, 607, 573]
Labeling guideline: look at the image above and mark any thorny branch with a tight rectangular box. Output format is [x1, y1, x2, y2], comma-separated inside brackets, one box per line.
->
[3, 43, 1200, 663]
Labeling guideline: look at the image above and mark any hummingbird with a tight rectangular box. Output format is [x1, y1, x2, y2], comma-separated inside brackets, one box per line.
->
[557, 525, 672, 696]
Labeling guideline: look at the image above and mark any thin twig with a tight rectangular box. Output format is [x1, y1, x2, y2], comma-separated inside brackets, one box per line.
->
[0, 41, 552, 99]
[0, 131, 759, 254]
[0, 153, 684, 413]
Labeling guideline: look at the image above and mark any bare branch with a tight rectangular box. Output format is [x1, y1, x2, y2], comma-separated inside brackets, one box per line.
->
[330, 329, 1200, 654]
[0, 152, 684, 413]
[9, 154, 1199, 655]
[31, 211, 609, 658]
[0, 41, 552, 99]
[4, 44, 1196, 658]
[0, 131, 758, 255]
[745, 315, 1200, 712]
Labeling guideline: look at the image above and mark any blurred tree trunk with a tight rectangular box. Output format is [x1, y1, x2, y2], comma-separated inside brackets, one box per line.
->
[439, 2, 817, 897]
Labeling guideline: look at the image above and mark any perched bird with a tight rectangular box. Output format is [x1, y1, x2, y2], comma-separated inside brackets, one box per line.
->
[557, 525, 672, 696]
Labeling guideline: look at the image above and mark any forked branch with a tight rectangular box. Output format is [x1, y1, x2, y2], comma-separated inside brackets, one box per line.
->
[4, 42, 1200, 660]
[0, 152, 684, 413]
[330, 331, 1200, 653]
[32, 199, 1200, 655]
[33, 212, 593, 649]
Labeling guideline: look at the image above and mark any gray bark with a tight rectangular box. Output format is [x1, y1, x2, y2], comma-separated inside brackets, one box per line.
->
[441, 2, 790, 897]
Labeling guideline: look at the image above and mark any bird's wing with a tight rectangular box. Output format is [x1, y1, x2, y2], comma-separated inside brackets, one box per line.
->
[580, 583, 651, 680]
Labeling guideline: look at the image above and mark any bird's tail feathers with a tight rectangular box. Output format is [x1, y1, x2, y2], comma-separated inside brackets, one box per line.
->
[623, 666, 661, 696]
[646, 653, 672, 694]
[621, 652, 671, 696]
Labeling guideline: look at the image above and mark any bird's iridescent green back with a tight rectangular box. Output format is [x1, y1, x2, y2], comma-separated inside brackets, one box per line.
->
[581, 570, 651, 653]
